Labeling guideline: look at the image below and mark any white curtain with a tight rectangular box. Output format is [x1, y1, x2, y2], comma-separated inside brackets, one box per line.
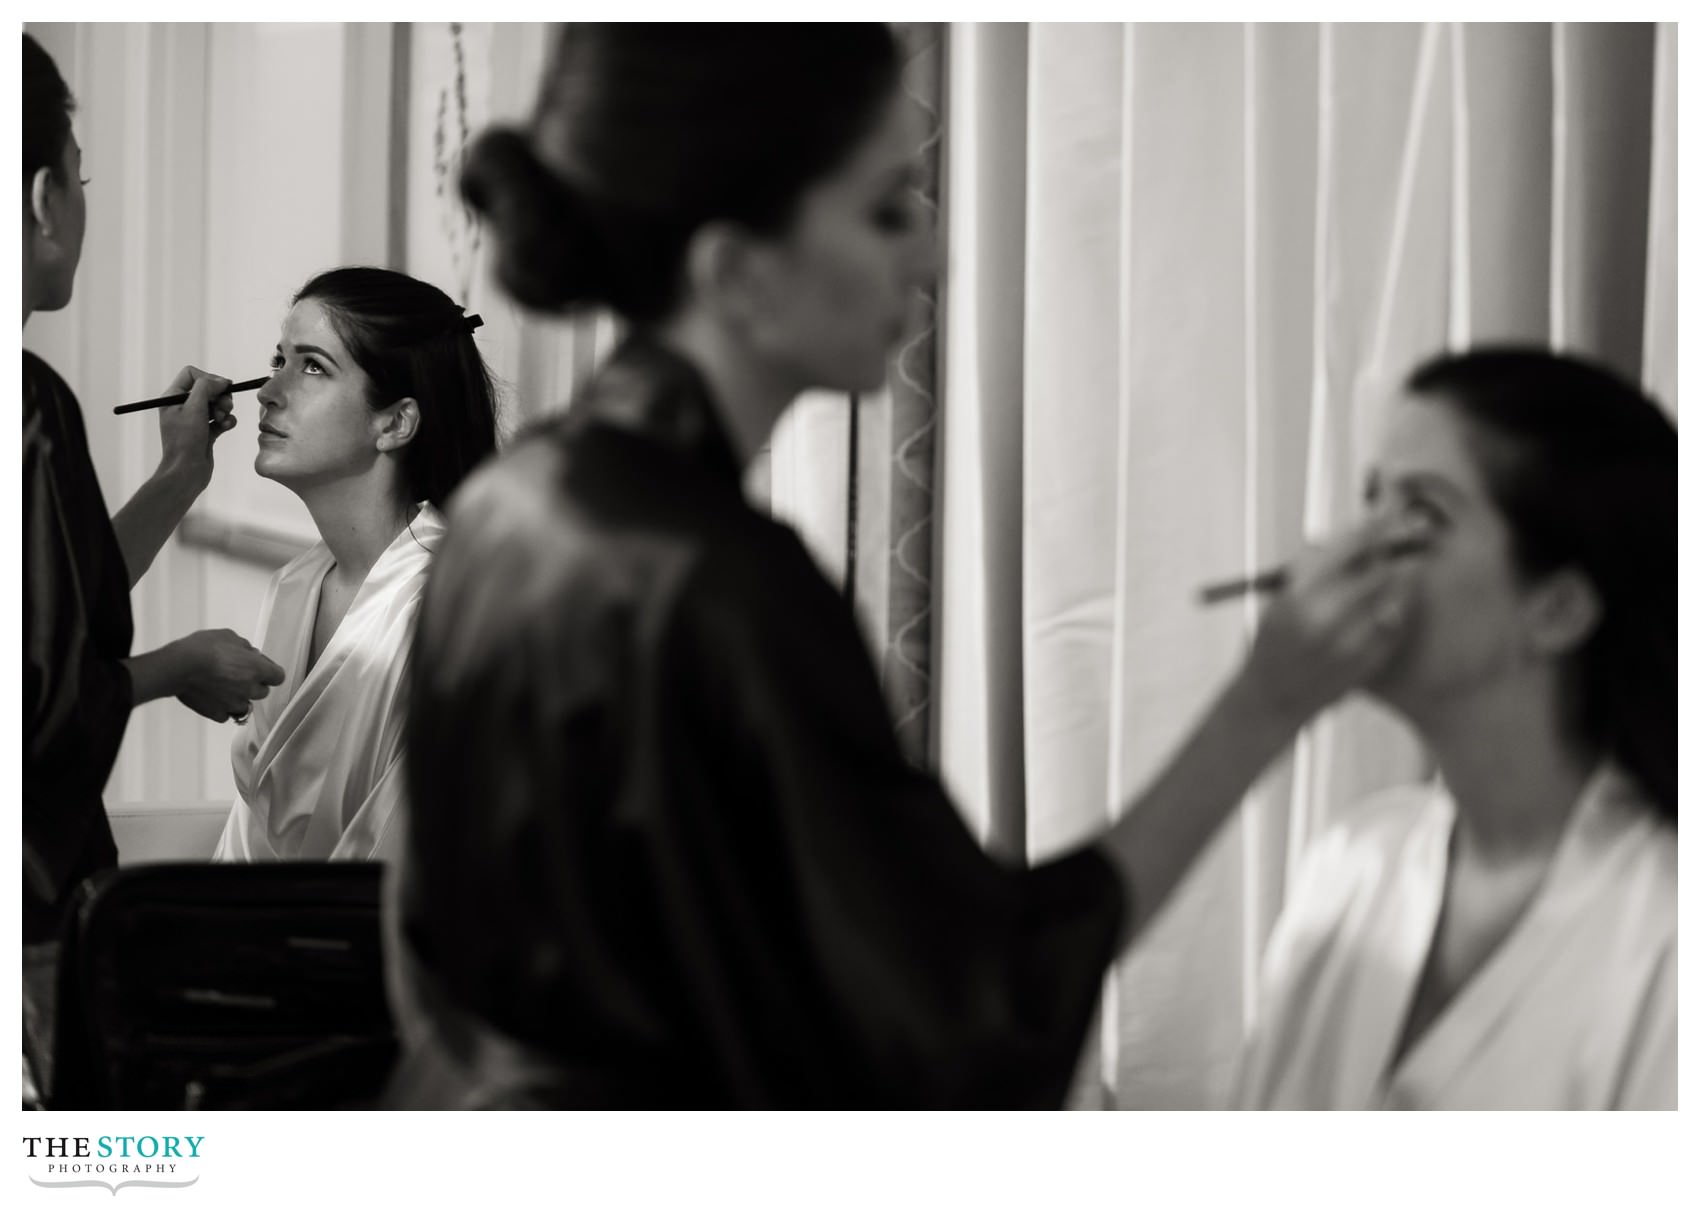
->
[937, 21, 1675, 1108]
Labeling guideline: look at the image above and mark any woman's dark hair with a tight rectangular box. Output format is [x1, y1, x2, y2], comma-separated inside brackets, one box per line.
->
[1406, 347, 1676, 821]
[24, 33, 75, 184]
[460, 23, 902, 322]
[294, 266, 500, 512]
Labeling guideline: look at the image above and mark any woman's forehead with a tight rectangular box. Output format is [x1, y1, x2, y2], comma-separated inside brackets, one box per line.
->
[1376, 398, 1490, 491]
[280, 298, 346, 351]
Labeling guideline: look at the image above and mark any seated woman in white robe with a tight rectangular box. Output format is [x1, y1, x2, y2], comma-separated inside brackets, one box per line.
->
[215, 267, 499, 862]
[1234, 349, 1675, 1110]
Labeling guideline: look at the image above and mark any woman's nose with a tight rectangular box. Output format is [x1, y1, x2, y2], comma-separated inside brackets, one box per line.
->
[255, 376, 280, 408]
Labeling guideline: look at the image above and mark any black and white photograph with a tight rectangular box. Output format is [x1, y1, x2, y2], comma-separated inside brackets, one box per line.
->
[13, 13, 1688, 1207]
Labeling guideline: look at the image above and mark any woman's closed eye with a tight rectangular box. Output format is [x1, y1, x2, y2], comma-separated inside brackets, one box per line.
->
[1364, 473, 1450, 532]
[1401, 495, 1448, 531]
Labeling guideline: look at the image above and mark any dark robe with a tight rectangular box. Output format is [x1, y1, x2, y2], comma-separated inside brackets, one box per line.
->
[388, 338, 1125, 1108]
[23, 351, 128, 944]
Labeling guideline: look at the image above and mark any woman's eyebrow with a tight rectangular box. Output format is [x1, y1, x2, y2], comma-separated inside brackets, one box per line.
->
[1364, 468, 1467, 507]
[1394, 470, 1466, 505]
[276, 341, 341, 368]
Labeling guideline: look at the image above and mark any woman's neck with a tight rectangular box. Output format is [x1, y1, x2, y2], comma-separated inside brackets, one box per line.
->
[298, 475, 413, 584]
[1414, 675, 1601, 863]
[649, 315, 801, 470]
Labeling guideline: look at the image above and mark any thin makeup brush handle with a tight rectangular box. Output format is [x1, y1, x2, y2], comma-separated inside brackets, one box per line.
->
[1198, 537, 1428, 605]
[114, 375, 270, 415]
[1199, 567, 1288, 604]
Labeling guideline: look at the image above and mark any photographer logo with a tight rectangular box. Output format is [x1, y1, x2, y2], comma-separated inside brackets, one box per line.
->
[22, 1136, 202, 1195]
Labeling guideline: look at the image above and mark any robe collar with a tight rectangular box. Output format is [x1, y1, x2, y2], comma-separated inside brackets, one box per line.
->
[1378, 761, 1655, 1104]
[575, 335, 745, 491]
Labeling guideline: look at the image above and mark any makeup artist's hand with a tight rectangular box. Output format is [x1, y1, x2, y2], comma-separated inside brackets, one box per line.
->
[1237, 512, 1422, 724]
[165, 628, 287, 724]
[155, 365, 237, 493]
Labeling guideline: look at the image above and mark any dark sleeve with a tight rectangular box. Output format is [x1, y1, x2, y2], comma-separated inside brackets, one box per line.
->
[643, 528, 1125, 1108]
[22, 408, 132, 904]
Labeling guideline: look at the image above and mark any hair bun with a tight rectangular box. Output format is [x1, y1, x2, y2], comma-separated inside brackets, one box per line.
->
[461, 127, 609, 312]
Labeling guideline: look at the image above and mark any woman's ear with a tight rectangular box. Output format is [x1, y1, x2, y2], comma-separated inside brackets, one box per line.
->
[374, 398, 421, 453]
[28, 167, 58, 237]
[682, 220, 778, 334]
[1526, 567, 1602, 659]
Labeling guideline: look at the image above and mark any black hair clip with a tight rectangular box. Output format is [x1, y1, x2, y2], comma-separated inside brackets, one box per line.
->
[464, 313, 485, 334]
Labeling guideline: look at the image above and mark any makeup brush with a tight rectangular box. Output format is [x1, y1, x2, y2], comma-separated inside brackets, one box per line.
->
[114, 376, 270, 416]
[1198, 536, 1430, 605]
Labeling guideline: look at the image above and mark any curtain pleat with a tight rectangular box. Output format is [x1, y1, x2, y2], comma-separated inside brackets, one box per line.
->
[937, 23, 1032, 853]
[1458, 24, 1554, 345]
[1020, 23, 1128, 863]
[1553, 23, 1657, 379]
[1642, 23, 1677, 411]
[1102, 24, 1255, 1109]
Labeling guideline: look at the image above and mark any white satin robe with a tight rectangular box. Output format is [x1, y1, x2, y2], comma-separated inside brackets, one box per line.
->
[1234, 764, 1676, 1110]
[214, 507, 444, 863]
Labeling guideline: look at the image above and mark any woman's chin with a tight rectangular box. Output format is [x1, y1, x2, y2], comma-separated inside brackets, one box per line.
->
[36, 276, 75, 315]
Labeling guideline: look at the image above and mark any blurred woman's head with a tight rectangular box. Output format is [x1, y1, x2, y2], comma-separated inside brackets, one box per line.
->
[23, 33, 86, 315]
[460, 23, 931, 393]
[1364, 348, 1675, 819]
[255, 267, 499, 514]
